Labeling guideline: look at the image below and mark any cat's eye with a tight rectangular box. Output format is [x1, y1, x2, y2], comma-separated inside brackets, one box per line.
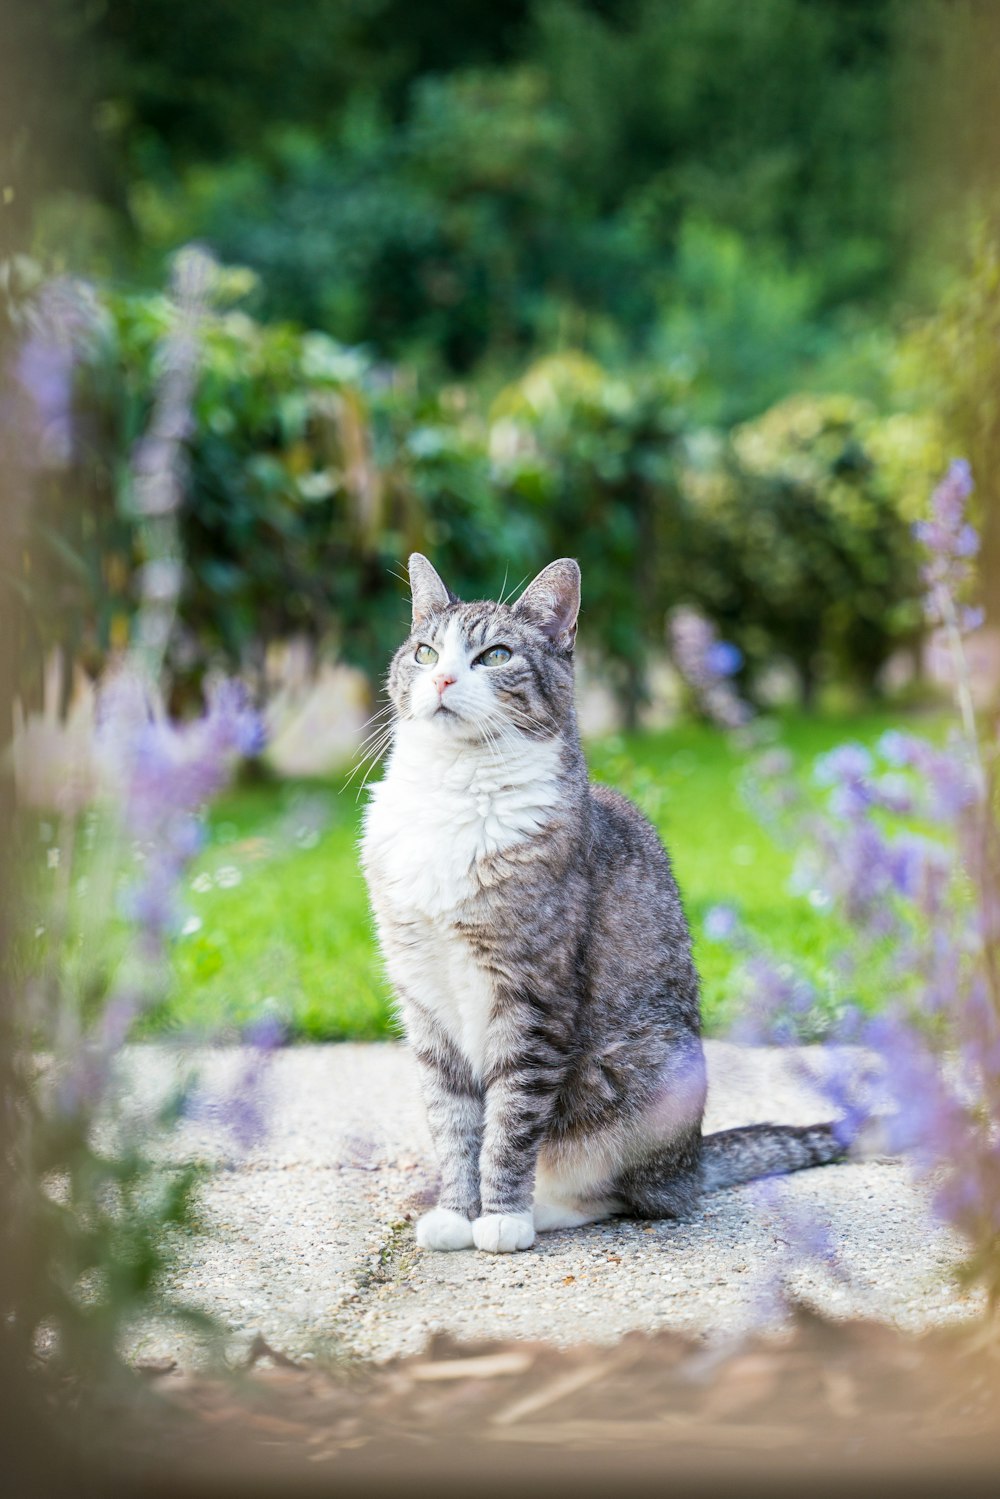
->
[476, 645, 512, 667]
[414, 643, 438, 666]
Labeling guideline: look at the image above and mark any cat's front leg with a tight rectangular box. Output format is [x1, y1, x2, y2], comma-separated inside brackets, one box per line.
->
[411, 1029, 484, 1252]
[475, 1021, 566, 1254]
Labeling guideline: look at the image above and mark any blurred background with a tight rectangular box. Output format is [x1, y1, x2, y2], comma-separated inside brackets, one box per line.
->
[3, 0, 1000, 1034]
[6, 10, 1000, 1482]
[5, 0, 1000, 1043]
[4, 0, 999, 714]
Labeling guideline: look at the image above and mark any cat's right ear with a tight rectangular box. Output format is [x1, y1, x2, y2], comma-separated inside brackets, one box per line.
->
[513, 558, 581, 651]
[408, 553, 455, 627]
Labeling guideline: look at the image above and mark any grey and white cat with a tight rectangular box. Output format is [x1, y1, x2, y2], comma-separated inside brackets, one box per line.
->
[361, 555, 844, 1254]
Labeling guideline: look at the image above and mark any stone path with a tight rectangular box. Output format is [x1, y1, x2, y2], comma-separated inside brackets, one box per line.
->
[123, 1041, 982, 1368]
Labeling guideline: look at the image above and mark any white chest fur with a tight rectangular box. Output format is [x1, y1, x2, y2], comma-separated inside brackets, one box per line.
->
[362, 724, 562, 917]
[361, 724, 563, 1072]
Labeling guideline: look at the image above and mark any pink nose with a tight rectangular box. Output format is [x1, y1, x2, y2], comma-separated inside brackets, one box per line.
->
[433, 672, 457, 697]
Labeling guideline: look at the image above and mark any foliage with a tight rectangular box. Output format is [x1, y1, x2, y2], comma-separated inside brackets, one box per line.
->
[492, 354, 690, 725]
[10, 262, 932, 717]
[22, 0, 901, 395]
[156, 709, 932, 1043]
[898, 222, 1000, 620]
[6, 254, 267, 1381]
[690, 462, 1000, 1314]
[125, 65, 652, 375]
[12, 268, 411, 696]
[650, 220, 835, 428]
[681, 394, 927, 705]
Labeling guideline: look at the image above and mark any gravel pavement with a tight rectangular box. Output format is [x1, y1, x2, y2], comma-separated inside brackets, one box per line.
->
[123, 1041, 983, 1369]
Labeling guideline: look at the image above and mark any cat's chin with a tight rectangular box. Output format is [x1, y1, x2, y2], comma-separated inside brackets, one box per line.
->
[413, 707, 492, 746]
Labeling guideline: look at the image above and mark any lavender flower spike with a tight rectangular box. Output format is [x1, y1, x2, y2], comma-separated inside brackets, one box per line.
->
[669, 607, 752, 730]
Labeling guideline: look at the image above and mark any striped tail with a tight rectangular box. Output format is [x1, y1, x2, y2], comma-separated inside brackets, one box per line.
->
[701, 1121, 847, 1191]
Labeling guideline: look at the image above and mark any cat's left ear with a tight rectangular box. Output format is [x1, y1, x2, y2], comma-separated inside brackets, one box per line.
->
[513, 559, 581, 651]
[408, 553, 456, 626]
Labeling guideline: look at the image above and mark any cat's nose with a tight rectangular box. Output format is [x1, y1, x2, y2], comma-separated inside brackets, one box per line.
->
[433, 672, 457, 697]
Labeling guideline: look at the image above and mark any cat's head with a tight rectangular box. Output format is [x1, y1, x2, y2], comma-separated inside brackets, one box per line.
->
[386, 555, 581, 743]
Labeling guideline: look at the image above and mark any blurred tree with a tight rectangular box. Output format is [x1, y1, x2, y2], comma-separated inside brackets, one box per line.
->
[492, 353, 690, 727]
[23, 0, 905, 393]
[683, 394, 924, 705]
[13, 267, 927, 716]
[899, 223, 1000, 626]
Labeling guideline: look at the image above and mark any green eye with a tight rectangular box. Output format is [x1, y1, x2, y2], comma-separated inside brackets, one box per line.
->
[415, 643, 438, 666]
[478, 645, 512, 667]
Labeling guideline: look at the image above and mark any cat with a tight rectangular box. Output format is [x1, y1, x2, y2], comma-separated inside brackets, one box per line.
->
[360, 554, 845, 1254]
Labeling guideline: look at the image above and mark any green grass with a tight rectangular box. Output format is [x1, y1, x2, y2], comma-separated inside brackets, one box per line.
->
[158, 708, 944, 1041]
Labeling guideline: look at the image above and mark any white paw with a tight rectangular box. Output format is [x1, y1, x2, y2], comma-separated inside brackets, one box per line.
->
[415, 1206, 475, 1251]
[473, 1212, 536, 1254]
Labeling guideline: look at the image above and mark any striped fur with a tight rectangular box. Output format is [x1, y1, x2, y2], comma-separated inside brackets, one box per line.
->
[360, 555, 847, 1253]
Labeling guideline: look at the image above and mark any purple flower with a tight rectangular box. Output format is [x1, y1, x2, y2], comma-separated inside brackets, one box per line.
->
[669, 607, 753, 730]
[205, 678, 268, 758]
[704, 904, 739, 942]
[885, 836, 929, 899]
[916, 460, 981, 626]
[828, 779, 875, 820]
[183, 1020, 281, 1152]
[872, 773, 914, 816]
[725, 459, 1000, 1312]
[877, 730, 917, 766]
[244, 1012, 288, 1051]
[813, 743, 872, 786]
[955, 524, 980, 558]
[17, 336, 73, 463]
[12, 277, 103, 470]
[705, 641, 743, 678]
[97, 670, 264, 943]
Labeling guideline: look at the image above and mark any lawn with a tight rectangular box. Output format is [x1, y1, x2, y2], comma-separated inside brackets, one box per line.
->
[158, 708, 944, 1042]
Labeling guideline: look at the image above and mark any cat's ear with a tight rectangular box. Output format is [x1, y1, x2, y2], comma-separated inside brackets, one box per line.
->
[408, 553, 455, 627]
[513, 559, 581, 650]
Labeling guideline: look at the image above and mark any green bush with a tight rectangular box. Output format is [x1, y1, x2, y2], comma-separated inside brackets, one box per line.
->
[897, 222, 1000, 621]
[18, 268, 396, 694]
[491, 353, 690, 726]
[93, 0, 897, 390]
[18, 264, 927, 719]
[681, 394, 925, 704]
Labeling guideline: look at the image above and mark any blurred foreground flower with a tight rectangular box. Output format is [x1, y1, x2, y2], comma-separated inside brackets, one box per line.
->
[687, 461, 1000, 1317]
[7, 249, 271, 1381]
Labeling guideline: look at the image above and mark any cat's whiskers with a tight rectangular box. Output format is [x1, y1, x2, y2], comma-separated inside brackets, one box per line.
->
[503, 704, 554, 739]
[345, 728, 393, 784]
[493, 573, 529, 613]
[355, 714, 397, 755]
[356, 698, 396, 735]
[345, 724, 396, 798]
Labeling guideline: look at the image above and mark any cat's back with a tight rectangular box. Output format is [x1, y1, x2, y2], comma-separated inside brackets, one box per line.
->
[582, 779, 698, 1021]
[587, 781, 670, 866]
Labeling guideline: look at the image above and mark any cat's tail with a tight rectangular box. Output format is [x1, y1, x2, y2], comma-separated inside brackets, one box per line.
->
[700, 1121, 847, 1191]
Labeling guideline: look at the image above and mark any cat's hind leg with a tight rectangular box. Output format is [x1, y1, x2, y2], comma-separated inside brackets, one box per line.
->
[532, 1198, 618, 1232]
[614, 1133, 701, 1217]
[532, 1133, 623, 1232]
[613, 1128, 704, 1220]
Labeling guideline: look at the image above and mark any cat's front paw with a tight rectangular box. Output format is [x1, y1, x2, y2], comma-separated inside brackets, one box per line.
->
[416, 1206, 475, 1251]
[473, 1212, 536, 1254]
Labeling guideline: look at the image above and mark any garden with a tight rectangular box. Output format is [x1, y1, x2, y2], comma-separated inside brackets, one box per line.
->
[4, 2, 1000, 1493]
